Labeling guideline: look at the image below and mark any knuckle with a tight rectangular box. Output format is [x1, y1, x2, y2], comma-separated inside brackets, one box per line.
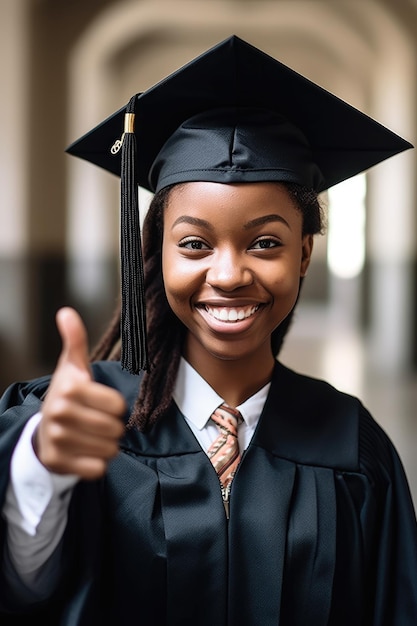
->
[110, 392, 126, 415]
[117, 397, 128, 414]
[103, 442, 119, 460]
[41, 449, 64, 473]
[84, 459, 107, 479]
[47, 421, 68, 445]
[59, 378, 82, 400]
[44, 395, 72, 421]
[113, 420, 125, 438]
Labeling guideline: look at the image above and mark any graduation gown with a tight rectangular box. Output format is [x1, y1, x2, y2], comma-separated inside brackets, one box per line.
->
[0, 360, 417, 625]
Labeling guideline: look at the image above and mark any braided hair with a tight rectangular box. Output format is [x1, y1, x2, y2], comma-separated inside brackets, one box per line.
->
[91, 182, 324, 431]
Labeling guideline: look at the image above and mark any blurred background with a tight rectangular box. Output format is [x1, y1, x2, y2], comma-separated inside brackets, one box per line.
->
[1, 0, 416, 504]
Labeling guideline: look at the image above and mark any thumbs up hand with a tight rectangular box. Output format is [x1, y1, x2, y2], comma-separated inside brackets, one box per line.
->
[35, 308, 127, 480]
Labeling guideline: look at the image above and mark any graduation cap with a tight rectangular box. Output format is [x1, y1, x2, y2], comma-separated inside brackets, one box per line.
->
[66, 35, 413, 374]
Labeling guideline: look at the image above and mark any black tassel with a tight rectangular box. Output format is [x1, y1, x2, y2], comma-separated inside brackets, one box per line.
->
[119, 94, 149, 373]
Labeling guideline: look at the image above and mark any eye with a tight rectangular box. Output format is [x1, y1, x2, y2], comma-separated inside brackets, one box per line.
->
[250, 237, 281, 250]
[179, 237, 210, 251]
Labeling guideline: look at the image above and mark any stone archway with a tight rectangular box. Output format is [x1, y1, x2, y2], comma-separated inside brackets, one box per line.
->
[65, 0, 416, 376]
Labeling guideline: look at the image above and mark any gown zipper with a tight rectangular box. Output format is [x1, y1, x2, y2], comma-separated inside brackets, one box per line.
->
[221, 483, 232, 519]
[220, 452, 245, 520]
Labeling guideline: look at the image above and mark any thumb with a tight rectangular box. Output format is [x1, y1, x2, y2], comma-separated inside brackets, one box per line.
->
[56, 307, 91, 375]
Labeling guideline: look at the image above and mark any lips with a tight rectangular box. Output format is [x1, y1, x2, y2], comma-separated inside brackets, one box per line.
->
[205, 304, 260, 323]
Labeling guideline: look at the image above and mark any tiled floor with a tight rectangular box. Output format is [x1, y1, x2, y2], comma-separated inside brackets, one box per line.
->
[279, 307, 417, 510]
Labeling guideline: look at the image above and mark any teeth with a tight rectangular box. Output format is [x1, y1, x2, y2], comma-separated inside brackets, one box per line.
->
[206, 305, 259, 322]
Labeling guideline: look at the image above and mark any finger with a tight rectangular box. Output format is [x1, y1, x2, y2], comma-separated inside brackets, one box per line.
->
[45, 425, 121, 460]
[48, 403, 125, 440]
[48, 455, 109, 481]
[49, 378, 127, 418]
[36, 417, 122, 477]
[56, 307, 91, 376]
[69, 457, 110, 481]
[75, 380, 127, 416]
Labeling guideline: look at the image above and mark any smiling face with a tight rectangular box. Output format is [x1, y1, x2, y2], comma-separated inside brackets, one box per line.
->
[162, 181, 313, 376]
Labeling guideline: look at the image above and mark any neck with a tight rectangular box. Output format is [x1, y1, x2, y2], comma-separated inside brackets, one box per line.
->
[183, 348, 275, 408]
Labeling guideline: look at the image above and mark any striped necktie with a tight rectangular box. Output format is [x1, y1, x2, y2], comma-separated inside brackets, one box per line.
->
[207, 403, 242, 517]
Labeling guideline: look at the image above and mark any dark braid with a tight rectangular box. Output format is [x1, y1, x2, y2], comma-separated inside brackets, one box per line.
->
[128, 186, 184, 430]
[92, 181, 324, 432]
[89, 186, 182, 431]
[286, 182, 325, 237]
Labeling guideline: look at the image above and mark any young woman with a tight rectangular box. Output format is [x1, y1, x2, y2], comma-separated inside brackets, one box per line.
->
[1, 36, 416, 625]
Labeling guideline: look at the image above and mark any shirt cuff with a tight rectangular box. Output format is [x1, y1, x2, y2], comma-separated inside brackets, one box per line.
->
[9, 412, 78, 536]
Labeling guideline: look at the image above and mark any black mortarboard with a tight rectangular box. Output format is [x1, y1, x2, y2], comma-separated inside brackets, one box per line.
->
[66, 35, 413, 374]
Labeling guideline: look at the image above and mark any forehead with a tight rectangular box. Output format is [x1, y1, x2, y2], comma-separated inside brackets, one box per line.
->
[164, 181, 300, 219]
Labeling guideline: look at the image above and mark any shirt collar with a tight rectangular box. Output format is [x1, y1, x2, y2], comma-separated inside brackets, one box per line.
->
[172, 357, 270, 431]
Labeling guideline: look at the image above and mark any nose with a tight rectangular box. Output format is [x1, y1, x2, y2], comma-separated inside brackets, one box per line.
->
[206, 249, 254, 291]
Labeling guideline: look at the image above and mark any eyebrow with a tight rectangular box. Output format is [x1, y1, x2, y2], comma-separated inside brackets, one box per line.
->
[171, 216, 213, 230]
[171, 213, 291, 231]
[243, 214, 291, 230]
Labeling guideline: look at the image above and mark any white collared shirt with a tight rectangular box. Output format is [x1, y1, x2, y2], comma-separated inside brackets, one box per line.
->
[173, 357, 269, 453]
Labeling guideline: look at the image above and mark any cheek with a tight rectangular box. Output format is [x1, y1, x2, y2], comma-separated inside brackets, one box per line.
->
[269, 257, 303, 291]
[163, 238, 209, 284]
[161, 248, 199, 306]
[161, 251, 179, 304]
[267, 260, 303, 315]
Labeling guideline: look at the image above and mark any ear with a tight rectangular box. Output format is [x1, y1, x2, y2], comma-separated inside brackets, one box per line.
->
[300, 234, 314, 277]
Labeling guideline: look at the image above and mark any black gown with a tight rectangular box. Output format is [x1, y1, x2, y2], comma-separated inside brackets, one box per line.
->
[0, 360, 416, 625]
